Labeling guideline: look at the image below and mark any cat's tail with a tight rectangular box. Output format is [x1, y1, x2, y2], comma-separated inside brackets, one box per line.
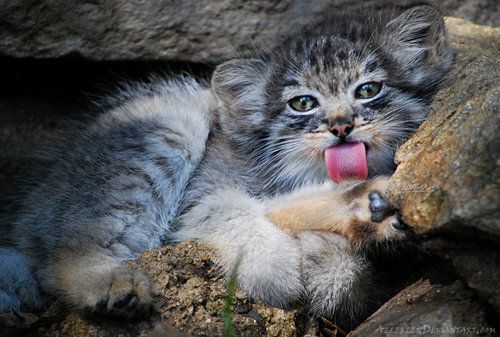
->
[0, 247, 42, 312]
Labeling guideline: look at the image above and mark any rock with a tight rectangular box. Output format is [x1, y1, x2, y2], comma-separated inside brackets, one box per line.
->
[0, 0, 498, 62]
[388, 18, 500, 240]
[424, 239, 500, 314]
[2, 242, 304, 337]
[385, 19, 500, 328]
[439, 0, 500, 27]
[349, 278, 495, 337]
[135, 242, 301, 337]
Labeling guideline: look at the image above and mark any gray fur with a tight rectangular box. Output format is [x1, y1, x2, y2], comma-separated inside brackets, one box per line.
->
[300, 232, 381, 328]
[0, 1, 452, 328]
[2, 77, 215, 312]
[0, 248, 42, 312]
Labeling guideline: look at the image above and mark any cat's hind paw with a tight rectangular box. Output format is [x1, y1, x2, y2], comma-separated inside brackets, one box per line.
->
[86, 264, 151, 317]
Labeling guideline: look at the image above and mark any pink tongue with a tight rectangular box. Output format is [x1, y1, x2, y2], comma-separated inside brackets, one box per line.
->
[325, 142, 368, 183]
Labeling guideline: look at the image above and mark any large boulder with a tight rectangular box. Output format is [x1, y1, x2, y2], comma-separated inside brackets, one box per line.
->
[382, 17, 500, 336]
[350, 277, 493, 337]
[387, 17, 500, 240]
[424, 239, 500, 314]
[0, 0, 498, 62]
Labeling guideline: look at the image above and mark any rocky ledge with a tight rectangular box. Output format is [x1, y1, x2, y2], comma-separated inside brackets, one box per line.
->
[1, 0, 498, 62]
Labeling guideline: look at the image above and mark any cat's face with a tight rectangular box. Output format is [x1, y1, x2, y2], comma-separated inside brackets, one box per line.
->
[213, 4, 453, 192]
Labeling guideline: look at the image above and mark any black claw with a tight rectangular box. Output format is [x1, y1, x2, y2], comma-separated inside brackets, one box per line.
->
[391, 219, 408, 230]
[126, 295, 139, 309]
[96, 296, 109, 310]
[368, 191, 382, 202]
[113, 293, 135, 309]
[368, 191, 393, 222]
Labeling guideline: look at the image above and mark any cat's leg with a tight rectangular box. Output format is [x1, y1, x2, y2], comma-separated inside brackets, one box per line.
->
[299, 231, 386, 330]
[39, 249, 151, 316]
[266, 176, 408, 247]
[7, 78, 215, 315]
[173, 187, 304, 308]
[0, 247, 42, 312]
[265, 178, 413, 328]
[173, 180, 409, 312]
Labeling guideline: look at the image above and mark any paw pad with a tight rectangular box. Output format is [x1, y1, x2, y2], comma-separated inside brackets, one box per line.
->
[368, 191, 393, 222]
[113, 293, 139, 310]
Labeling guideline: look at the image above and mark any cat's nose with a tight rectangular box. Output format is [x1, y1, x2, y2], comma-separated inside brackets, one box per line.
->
[329, 119, 353, 138]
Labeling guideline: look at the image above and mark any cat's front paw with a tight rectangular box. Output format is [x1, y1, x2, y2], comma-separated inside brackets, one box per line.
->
[86, 264, 151, 317]
[345, 177, 409, 247]
[368, 190, 406, 230]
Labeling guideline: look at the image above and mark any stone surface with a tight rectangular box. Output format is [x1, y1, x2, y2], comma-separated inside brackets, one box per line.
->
[135, 242, 301, 337]
[349, 278, 495, 337]
[0, 242, 305, 337]
[0, 0, 498, 63]
[424, 239, 500, 314]
[388, 17, 500, 240]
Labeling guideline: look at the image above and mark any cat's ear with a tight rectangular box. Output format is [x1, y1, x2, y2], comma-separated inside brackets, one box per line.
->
[211, 58, 270, 112]
[384, 5, 454, 84]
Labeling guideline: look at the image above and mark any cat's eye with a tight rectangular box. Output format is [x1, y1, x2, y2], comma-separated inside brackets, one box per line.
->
[355, 82, 382, 99]
[288, 95, 318, 112]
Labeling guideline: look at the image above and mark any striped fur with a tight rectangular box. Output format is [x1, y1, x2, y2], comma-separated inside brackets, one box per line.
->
[1, 1, 451, 329]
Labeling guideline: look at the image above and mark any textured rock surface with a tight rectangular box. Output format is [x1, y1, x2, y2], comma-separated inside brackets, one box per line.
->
[135, 242, 301, 337]
[1, 242, 307, 337]
[350, 278, 495, 337]
[0, 0, 498, 62]
[388, 17, 500, 240]
[425, 239, 500, 314]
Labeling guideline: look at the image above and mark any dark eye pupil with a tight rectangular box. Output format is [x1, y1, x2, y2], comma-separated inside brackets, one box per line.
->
[355, 82, 382, 99]
[288, 96, 317, 112]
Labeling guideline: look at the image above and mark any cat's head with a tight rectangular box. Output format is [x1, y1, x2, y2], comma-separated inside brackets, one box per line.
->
[212, 3, 453, 192]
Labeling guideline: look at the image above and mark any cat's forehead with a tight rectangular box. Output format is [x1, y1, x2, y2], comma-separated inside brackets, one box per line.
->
[301, 53, 363, 94]
[275, 35, 381, 94]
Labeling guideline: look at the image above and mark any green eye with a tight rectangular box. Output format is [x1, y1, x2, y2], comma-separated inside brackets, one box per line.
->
[288, 95, 318, 112]
[355, 82, 382, 99]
